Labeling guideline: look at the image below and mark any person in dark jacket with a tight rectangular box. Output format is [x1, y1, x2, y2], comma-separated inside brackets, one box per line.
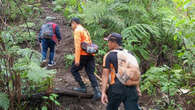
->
[38, 16, 61, 67]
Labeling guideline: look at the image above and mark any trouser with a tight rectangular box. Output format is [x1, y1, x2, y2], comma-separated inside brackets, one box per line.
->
[41, 39, 55, 64]
[106, 82, 140, 110]
[71, 55, 98, 88]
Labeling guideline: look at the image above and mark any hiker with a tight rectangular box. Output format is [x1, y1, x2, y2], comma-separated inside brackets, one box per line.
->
[70, 18, 101, 100]
[38, 16, 61, 67]
[101, 33, 141, 110]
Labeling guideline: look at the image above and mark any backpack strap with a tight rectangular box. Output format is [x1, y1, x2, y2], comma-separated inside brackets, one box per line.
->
[48, 22, 57, 43]
[52, 23, 56, 34]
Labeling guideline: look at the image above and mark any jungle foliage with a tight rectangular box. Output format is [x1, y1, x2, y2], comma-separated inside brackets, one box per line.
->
[0, 0, 194, 110]
[0, 0, 56, 110]
[60, 0, 195, 109]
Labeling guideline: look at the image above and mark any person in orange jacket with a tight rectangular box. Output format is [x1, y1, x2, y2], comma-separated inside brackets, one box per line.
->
[70, 18, 101, 100]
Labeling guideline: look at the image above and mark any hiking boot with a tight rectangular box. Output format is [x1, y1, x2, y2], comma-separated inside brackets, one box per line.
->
[72, 87, 87, 93]
[48, 61, 56, 67]
[40, 60, 47, 67]
[92, 87, 101, 100]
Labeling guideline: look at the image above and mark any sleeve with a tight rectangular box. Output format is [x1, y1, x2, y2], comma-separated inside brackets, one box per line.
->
[103, 53, 111, 69]
[38, 28, 42, 43]
[74, 30, 81, 64]
[55, 25, 61, 41]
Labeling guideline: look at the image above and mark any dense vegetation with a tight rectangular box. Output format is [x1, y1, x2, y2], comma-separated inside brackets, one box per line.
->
[0, 0, 57, 110]
[0, 0, 194, 110]
[61, 0, 195, 109]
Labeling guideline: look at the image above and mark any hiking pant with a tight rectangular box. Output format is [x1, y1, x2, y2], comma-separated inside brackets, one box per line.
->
[41, 39, 55, 64]
[106, 82, 140, 110]
[71, 55, 98, 88]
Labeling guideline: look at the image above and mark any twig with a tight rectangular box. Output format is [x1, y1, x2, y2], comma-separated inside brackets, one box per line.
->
[94, 73, 102, 82]
[0, 16, 8, 27]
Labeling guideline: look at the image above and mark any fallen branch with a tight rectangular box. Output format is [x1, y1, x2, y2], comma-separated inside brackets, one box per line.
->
[94, 73, 102, 82]
[21, 88, 94, 101]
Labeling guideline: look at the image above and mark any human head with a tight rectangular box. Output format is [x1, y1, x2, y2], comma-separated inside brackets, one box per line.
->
[70, 17, 81, 30]
[45, 16, 56, 23]
[104, 33, 122, 50]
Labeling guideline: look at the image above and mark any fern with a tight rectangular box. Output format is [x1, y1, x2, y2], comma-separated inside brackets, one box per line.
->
[121, 24, 160, 60]
[79, 1, 107, 25]
[0, 92, 9, 110]
[27, 62, 56, 83]
[122, 24, 160, 43]
[102, 15, 125, 33]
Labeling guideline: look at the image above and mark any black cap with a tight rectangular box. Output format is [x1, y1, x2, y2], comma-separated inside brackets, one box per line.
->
[104, 33, 122, 45]
[70, 17, 80, 26]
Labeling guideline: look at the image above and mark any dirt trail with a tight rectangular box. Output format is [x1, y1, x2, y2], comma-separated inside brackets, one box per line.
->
[40, 3, 96, 92]
[38, 3, 106, 110]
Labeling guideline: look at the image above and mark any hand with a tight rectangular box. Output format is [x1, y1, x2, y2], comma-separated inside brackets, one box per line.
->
[101, 92, 108, 105]
[39, 43, 42, 51]
[136, 87, 142, 97]
[57, 40, 61, 45]
[75, 62, 80, 67]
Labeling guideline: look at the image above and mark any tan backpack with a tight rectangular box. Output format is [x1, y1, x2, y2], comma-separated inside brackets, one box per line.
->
[111, 49, 140, 86]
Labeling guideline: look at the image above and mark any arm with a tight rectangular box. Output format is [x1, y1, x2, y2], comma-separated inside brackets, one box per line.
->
[102, 68, 109, 94]
[74, 31, 81, 65]
[55, 25, 61, 41]
[101, 54, 110, 105]
[38, 29, 42, 43]
[136, 83, 142, 96]
[101, 68, 109, 105]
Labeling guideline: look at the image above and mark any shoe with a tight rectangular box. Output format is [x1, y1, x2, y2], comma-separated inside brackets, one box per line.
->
[48, 61, 56, 67]
[40, 60, 47, 67]
[72, 87, 87, 93]
[92, 87, 101, 100]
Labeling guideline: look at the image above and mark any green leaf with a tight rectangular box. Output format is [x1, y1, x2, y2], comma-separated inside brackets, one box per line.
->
[27, 62, 56, 82]
[42, 96, 48, 100]
[138, 48, 150, 60]
[54, 101, 60, 106]
[41, 106, 47, 110]
[0, 92, 9, 110]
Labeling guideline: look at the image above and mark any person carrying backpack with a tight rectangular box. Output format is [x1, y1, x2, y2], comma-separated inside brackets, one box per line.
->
[101, 33, 141, 110]
[38, 16, 61, 67]
[70, 18, 101, 100]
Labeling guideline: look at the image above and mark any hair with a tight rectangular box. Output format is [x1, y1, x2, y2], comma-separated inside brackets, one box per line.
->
[108, 37, 122, 46]
[71, 18, 80, 24]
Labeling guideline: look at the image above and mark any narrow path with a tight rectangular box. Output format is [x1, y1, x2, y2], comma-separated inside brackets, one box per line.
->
[37, 4, 106, 110]
[39, 3, 95, 94]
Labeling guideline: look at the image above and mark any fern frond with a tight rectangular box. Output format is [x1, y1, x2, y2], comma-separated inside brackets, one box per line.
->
[102, 15, 125, 32]
[78, 1, 107, 25]
[0, 92, 9, 110]
[122, 24, 160, 42]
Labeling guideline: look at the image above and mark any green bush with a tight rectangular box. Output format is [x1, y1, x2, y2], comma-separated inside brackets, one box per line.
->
[64, 54, 74, 69]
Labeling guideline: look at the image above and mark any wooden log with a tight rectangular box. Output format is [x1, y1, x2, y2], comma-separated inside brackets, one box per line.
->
[21, 88, 94, 101]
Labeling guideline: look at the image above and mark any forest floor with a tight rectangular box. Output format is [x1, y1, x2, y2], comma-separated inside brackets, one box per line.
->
[32, 2, 193, 110]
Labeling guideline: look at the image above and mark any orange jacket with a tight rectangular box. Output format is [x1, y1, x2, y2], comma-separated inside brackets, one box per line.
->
[74, 25, 94, 64]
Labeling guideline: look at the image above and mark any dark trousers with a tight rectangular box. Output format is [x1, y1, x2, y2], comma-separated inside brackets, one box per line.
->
[106, 82, 140, 110]
[71, 55, 98, 88]
[41, 39, 55, 64]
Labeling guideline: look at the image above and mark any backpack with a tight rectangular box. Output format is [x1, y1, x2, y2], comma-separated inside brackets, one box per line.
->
[110, 49, 140, 86]
[40, 23, 54, 39]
